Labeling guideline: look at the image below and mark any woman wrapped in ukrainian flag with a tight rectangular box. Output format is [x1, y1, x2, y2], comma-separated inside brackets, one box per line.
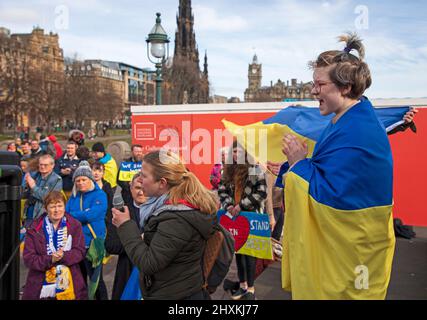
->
[278, 33, 396, 300]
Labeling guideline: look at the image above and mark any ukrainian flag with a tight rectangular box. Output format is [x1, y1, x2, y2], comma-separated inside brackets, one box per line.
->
[222, 102, 409, 167]
[223, 99, 407, 300]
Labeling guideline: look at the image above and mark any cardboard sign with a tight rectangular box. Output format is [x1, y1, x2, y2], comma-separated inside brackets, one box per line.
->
[218, 210, 273, 260]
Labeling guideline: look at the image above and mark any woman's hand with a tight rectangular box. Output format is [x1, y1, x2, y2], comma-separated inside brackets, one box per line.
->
[266, 161, 283, 176]
[52, 249, 64, 263]
[231, 204, 241, 216]
[269, 214, 276, 232]
[112, 206, 131, 228]
[282, 134, 308, 166]
[403, 108, 418, 123]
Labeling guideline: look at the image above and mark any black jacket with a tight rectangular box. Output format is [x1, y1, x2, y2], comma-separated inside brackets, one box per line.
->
[101, 179, 114, 214]
[54, 154, 80, 191]
[105, 196, 140, 300]
[117, 204, 215, 300]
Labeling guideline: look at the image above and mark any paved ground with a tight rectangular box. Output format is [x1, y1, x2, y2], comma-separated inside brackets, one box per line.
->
[18, 227, 427, 300]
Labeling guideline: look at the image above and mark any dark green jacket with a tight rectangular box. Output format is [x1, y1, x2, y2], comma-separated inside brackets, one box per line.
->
[117, 204, 215, 300]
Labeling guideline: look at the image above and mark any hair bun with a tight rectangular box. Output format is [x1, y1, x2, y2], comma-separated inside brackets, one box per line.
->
[338, 32, 365, 60]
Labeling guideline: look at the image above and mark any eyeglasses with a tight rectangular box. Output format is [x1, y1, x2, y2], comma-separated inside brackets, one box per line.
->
[309, 81, 334, 93]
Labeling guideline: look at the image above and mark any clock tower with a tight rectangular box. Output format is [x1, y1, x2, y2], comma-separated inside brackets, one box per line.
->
[248, 54, 262, 90]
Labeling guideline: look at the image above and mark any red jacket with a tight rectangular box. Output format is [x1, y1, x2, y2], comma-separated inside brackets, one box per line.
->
[48, 135, 63, 160]
[22, 213, 87, 300]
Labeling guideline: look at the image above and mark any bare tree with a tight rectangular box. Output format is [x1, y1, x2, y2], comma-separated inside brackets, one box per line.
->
[162, 56, 209, 105]
[63, 57, 124, 130]
[0, 36, 36, 135]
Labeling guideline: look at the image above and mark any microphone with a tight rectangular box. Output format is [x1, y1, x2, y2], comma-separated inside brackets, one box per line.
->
[112, 193, 125, 212]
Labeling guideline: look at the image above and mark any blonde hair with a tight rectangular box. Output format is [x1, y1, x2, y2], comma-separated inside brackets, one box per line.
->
[309, 32, 372, 99]
[143, 150, 218, 215]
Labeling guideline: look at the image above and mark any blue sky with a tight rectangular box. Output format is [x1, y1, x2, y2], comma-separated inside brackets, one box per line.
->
[1, 0, 426, 100]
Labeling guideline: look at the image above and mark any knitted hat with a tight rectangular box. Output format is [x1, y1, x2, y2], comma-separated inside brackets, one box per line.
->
[92, 142, 105, 153]
[73, 160, 94, 182]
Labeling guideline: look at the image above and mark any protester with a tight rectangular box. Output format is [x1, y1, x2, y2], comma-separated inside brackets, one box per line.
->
[111, 150, 217, 300]
[39, 135, 52, 154]
[55, 141, 80, 200]
[105, 174, 147, 300]
[30, 139, 47, 159]
[48, 135, 63, 160]
[7, 142, 22, 159]
[218, 141, 267, 300]
[66, 161, 108, 300]
[21, 140, 32, 160]
[209, 147, 228, 191]
[15, 137, 23, 155]
[91, 161, 114, 213]
[24, 155, 63, 226]
[91, 142, 118, 190]
[278, 33, 396, 299]
[76, 146, 91, 161]
[22, 191, 87, 300]
[117, 144, 143, 205]
[69, 129, 85, 147]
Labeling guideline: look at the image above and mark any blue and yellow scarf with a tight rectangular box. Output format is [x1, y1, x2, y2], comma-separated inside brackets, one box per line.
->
[40, 215, 76, 300]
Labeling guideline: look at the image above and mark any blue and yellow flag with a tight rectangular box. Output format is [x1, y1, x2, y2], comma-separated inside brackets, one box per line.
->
[222, 102, 409, 167]
[223, 99, 403, 299]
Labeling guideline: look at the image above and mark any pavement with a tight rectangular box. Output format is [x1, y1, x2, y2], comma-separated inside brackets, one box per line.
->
[18, 227, 427, 300]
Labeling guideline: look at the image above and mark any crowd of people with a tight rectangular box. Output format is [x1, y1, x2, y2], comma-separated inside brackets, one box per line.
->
[5, 128, 148, 300]
[2, 32, 420, 301]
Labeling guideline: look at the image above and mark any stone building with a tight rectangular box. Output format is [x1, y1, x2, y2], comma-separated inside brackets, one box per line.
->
[65, 59, 157, 126]
[244, 54, 314, 102]
[0, 26, 64, 128]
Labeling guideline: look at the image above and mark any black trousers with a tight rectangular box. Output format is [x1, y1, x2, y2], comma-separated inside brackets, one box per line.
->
[272, 207, 285, 241]
[236, 254, 257, 287]
[80, 258, 109, 300]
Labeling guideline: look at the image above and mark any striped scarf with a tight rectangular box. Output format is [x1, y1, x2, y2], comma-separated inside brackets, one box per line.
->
[40, 216, 76, 300]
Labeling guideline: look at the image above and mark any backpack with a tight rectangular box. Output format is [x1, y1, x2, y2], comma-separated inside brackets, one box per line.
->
[393, 218, 416, 239]
[203, 223, 235, 294]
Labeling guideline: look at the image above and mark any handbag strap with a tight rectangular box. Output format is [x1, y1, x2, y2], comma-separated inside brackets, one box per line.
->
[80, 193, 97, 239]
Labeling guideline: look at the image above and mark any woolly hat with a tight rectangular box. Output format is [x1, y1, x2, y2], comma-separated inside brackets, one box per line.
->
[73, 160, 94, 182]
[92, 142, 105, 153]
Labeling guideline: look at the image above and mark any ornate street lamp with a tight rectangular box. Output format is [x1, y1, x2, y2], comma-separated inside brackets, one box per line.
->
[146, 12, 170, 105]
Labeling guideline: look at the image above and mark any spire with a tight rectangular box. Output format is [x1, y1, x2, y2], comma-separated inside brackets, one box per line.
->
[175, 0, 198, 63]
[252, 53, 258, 64]
[203, 50, 208, 76]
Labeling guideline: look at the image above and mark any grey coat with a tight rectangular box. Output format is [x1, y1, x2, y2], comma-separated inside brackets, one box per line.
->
[30, 171, 63, 220]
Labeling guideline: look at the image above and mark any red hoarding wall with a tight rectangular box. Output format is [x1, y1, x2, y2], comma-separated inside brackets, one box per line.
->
[133, 108, 427, 227]
[389, 108, 427, 227]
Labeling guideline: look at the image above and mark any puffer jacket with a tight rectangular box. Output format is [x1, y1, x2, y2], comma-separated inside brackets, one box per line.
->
[66, 183, 108, 247]
[117, 203, 215, 300]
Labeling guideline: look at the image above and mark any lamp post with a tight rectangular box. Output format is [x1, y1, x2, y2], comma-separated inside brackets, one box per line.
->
[146, 12, 170, 105]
